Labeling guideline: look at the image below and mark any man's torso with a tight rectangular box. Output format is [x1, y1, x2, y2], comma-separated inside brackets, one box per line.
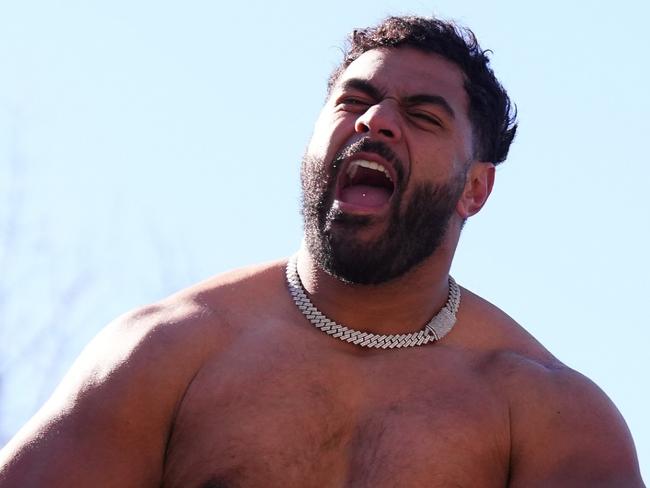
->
[158, 261, 540, 488]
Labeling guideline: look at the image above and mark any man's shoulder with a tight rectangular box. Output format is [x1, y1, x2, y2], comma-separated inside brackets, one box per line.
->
[178, 257, 289, 312]
[0, 258, 293, 480]
[460, 288, 617, 414]
[119, 257, 289, 340]
[456, 287, 559, 369]
[37, 258, 290, 409]
[502, 353, 643, 485]
[457, 291, 643, 486]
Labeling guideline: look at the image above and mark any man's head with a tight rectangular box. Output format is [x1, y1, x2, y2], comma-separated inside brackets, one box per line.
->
[329, 16, 517, 164]
[301, 15, 517, 285]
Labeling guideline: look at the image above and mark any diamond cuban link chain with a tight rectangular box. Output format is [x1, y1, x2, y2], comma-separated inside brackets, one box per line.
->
[286, 255, 461, 349]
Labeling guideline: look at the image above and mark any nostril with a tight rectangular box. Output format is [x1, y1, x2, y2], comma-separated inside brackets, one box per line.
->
[379, 128, 394, 138]
[356, 122, 370, 133]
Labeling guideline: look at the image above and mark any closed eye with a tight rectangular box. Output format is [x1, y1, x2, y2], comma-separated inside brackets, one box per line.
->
[337, 96, 373, 113]
[408, 110, 442, 127]
[339, 97, 371, 107]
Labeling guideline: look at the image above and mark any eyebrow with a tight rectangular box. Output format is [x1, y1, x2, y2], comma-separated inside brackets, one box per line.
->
[338, 78, 384, 101]
[337, 78, 456, 120]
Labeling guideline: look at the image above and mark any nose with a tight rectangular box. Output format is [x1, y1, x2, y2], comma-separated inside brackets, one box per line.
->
[354, 101, 402, 142]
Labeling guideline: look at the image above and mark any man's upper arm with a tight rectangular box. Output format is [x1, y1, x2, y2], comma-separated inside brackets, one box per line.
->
[0, 300, 213, 487]
[508, 362, 644, 487]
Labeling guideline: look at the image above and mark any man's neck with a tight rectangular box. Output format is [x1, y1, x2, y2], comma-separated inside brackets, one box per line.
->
[295, 243, 457, 337]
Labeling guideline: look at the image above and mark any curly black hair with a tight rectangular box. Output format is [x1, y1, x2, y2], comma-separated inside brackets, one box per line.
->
[328, 16, 517, 165]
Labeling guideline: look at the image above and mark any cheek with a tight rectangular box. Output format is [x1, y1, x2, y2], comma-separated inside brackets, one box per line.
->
[306, 110, 353, 161]
[408, 148, 452, 183]
[413, 131, 471, 181]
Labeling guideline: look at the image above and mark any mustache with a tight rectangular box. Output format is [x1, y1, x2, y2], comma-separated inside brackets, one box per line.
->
[332, 138, 405, 186]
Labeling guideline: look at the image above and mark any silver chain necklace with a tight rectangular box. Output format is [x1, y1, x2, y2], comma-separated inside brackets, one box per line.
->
[286, 255, 461, 349]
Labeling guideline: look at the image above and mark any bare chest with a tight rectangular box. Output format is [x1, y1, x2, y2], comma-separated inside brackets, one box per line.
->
[162, 335, 510, 488]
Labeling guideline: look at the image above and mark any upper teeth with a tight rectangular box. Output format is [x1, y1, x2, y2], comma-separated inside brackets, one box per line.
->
[347, 160, 393, 182]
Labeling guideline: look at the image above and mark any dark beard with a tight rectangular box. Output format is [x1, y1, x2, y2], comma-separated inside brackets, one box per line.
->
[301, 140, 465, 285]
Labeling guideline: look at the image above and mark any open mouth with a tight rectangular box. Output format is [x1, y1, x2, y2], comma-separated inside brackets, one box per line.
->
[336, 159, 396, 209]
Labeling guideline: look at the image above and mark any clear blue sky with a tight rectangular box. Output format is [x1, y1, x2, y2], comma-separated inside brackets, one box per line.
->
[1, 0, 648, 479]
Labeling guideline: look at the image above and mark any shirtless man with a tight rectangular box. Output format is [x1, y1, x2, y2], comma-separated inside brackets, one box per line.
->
[0, 15, 644, 488]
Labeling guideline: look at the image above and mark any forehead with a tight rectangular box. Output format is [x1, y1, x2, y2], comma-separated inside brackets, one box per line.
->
[335, 47, 469, 112]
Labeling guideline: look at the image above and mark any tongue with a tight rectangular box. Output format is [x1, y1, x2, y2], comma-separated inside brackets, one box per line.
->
[340, 185, 391, 207]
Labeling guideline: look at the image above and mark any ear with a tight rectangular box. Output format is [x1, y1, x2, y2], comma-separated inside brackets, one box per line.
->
[456, 162, 495, 219]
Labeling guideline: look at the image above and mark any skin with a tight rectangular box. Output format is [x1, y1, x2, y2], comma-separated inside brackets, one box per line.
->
[0, 47, 644, 488]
